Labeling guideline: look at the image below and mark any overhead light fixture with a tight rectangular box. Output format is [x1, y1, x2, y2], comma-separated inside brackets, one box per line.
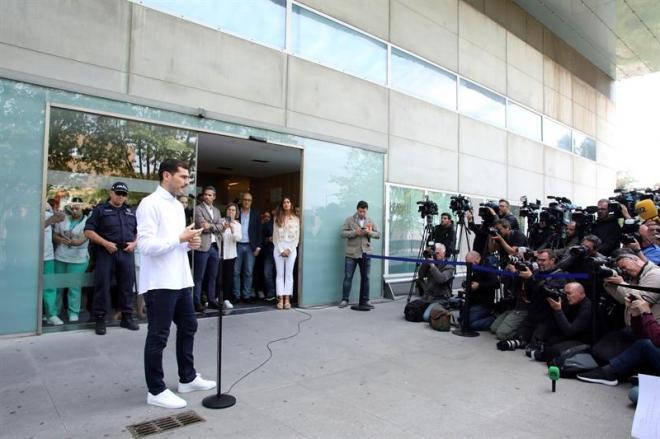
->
[227, 182, 239, 187]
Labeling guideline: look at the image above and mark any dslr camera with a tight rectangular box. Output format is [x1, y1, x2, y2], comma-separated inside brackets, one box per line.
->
[479, 201, 498, 220]
[540, 285, 563, 301]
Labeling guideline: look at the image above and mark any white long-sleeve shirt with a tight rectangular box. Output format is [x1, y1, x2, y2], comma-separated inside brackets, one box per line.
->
[136, 185, 193, 294]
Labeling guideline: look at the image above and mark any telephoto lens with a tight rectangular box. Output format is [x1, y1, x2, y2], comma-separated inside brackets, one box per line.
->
[496, 339, 526, 351]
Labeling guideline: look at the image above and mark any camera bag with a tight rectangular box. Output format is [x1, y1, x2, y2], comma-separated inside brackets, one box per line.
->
[548, 344, 598, 378]
[404, 299, 428, 322]
[428, 304, 451, 331]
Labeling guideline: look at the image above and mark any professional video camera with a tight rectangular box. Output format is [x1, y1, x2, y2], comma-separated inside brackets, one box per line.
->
[417, 195, 438, 219]
[479, 201, 498, 222]
[610, 188, 660, 217]
[519, 196, 541, 219]
[449, 194, 472, 214]
[571, 205, 598, 235]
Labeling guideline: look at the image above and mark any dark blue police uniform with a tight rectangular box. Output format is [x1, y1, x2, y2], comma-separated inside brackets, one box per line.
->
[84, 201, 138, 318]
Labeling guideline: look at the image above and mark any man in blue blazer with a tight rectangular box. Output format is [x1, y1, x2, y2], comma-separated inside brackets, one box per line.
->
[234, 192, 262, 303]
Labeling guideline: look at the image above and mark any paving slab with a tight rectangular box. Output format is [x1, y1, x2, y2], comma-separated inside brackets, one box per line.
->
[0, 300, 635, 439]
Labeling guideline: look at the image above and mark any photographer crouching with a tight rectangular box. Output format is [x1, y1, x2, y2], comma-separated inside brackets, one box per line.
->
[416, 243, 454, 302]
[497, 249, 567, 351]
[592, 253, 660, 362]
[461, 251, 499, 331]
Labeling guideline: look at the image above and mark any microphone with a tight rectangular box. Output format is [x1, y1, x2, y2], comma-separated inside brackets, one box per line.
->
[548, 366, 560, 392]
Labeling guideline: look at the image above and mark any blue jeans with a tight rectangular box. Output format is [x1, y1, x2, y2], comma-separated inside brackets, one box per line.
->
[143, 288, 197, 395]
[342, 256, 371, 303]
[610, 339, 660, 377]
[467, 305, 495, 331]
[263, 249, 275, 298]
[193, 243, 219, 305]
[233, 243, 255, 300]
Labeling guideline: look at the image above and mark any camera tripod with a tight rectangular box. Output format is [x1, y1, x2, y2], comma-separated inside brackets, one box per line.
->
[451, 210, 472, 262]
[406, 215, 435, 304]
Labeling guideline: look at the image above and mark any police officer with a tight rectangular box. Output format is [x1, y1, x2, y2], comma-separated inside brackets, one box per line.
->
[84, 182, 139, 335]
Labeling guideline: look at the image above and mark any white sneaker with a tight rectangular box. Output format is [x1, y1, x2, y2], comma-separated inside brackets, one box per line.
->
[257, 290, 265, 299]
[147, 389, 187, 409]
[223, 300, 234, 310]
[69, 315, 79, 322]
[46, 315, 64, 325]
[177, 374, 216, 393]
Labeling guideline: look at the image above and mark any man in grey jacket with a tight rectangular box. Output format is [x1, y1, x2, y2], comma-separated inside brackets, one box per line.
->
[192, 186, 223, 311]
[417, 243, 454, 302]
[339, 200, 380, 308]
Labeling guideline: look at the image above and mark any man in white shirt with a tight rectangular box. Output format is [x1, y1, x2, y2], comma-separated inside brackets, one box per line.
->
[136, 159, 216, 409]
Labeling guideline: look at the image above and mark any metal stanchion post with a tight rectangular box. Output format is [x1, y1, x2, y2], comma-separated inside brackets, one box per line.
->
[453, 262, 479, 337]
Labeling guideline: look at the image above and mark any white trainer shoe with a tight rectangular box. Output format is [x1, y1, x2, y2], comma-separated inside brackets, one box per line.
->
[46, 316, 64, 325]
[147, 389, 187, 409]
[177, 374, 216, 393]
[223, 300, 234, 310]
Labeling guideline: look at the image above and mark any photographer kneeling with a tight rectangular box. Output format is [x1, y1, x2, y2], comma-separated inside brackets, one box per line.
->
[578, 295, 660, 387]
[535, 282, 592, 361]
[497, 249, 566, 351]
[462, 251, 499, 331]
[592, 253, 660, 362]
[416, 243, 454, 302]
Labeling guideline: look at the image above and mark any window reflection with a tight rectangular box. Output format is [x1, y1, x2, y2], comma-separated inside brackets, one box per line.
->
[542, 118, 572, 152]
[573, 131, 597, 161]
[291, 5, 387, 84]
[507, 102, 541, 141]
[43, 107, 197, 330]
[139, 0, 286, 48]
[458, 79, 506, 127]
[391, 49, 456, 109]
[387, 186, 424, 275]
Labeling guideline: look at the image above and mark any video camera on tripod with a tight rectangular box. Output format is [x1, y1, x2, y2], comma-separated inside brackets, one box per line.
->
[449, 194, 472, 214]
[417, 195, 438, 223]
[571, 205, 598, 236]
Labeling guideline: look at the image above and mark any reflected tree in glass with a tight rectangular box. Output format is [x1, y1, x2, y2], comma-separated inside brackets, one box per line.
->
[48, 108, 196, 181]
[387, 186, 424, 274]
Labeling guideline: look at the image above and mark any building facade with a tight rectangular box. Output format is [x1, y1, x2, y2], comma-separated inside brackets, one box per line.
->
[0, 0, 618, 335]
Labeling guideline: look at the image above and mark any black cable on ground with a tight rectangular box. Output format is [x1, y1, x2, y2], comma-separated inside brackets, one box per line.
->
[223, 307, 313, 394]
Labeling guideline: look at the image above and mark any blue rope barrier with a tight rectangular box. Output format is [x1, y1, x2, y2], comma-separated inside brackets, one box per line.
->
[365, 253, 590, 280]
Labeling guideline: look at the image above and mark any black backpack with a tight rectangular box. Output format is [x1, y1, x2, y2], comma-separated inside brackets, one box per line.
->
[404, 299, 428, 322]
[548, 344, 598, 378]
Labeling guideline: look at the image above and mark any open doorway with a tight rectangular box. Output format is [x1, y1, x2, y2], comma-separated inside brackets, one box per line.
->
[193, 133, 302, 316]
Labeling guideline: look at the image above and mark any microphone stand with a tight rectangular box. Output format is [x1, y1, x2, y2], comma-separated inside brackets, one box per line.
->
[202, 306, 236, 409]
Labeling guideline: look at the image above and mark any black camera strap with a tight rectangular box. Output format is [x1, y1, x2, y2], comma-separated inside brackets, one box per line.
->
[614, 283, 660, 294]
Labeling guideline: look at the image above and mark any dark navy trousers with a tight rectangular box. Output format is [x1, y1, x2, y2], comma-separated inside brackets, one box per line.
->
[92, 249, 135, 317]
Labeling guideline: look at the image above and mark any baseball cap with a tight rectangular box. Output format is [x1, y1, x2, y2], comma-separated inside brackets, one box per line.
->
[111, 182, 129, 194]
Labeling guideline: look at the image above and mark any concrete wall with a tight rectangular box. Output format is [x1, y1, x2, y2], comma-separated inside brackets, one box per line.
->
[0, 0, 618, 204]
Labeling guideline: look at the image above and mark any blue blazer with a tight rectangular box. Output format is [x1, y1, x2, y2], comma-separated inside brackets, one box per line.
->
[237, 208, 262, 251]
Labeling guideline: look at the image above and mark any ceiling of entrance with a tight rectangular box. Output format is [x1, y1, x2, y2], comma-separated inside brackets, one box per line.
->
[514, 0, 660, 79]
[196, 133, 301, 178]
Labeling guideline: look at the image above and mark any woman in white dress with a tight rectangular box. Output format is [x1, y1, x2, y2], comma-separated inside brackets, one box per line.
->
[221, 203, 241, 309]
[273, 197, 300, 310]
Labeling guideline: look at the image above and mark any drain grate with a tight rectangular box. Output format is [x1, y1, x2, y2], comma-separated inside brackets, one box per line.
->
[127, 410, 205, 438]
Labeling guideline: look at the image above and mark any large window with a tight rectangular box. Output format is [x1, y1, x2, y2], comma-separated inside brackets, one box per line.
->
[458, 79, 506, 127]
[43, 107, 197, 330]
[543, 117, 572, 152]
[573, 131, 597, 161]
[390, 48, 457, 110]
[291, 4, 387, 84]
[138, 0, 286, 48]
[387, 186, 424, 275]
[507, 102, 542, 141]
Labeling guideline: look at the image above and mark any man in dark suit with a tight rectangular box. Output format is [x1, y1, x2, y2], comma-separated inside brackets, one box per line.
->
[234, 192, 262, 303]
[193, 186, 223, 311]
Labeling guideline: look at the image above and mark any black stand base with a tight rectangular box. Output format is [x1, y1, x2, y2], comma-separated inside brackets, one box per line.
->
[202, 393, 236, 409]
[351, 304, 372, 311]
[452, 329, 480, 337]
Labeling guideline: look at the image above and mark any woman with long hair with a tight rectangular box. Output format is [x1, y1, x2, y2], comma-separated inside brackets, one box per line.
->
[273, 197, 300, 309]
[221, 203, 241, 309]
